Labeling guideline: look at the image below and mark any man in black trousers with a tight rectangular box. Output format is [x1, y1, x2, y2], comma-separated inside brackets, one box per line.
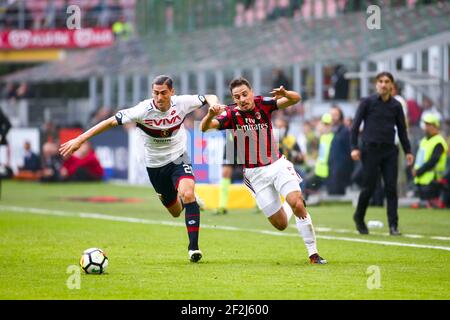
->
[0, 108, 12, 198]
[351, 72, 414, 236]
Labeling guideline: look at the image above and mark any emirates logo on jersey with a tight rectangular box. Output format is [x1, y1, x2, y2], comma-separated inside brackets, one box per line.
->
[170, 110, 176, 116]
[255, 112, 261, 120]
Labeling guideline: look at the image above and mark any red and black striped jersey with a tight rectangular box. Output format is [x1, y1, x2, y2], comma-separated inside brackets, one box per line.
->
[216, 96, 281, 168]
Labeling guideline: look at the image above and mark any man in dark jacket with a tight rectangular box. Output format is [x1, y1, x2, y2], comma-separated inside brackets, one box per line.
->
[327, 106, 353, 195]
[0, 109, 12, 190]
[19, 141, 41, 172]
[351, 72, 414, 236]
[0, 108, 11, 146]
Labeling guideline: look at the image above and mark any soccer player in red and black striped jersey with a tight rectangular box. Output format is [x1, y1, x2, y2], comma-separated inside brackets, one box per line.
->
[200, 77, 327, 264]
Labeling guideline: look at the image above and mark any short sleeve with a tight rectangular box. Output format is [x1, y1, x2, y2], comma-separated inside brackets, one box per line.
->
[260, 96, 278, 113]
[176, 95, 208, 114]
[216, 110, 232, 130]
[115, 101, 147, 125]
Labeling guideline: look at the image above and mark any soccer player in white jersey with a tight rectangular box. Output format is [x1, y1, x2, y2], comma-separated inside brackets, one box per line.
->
[60, 75, 220, 262]
[200, 77, 327, 264]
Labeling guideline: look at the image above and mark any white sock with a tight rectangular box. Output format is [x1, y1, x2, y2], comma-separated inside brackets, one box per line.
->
[282, 201, 294, 223]
[295, 213, 318, 257]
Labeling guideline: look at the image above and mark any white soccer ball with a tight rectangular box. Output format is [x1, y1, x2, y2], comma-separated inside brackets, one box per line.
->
[80, 248, 108, 274]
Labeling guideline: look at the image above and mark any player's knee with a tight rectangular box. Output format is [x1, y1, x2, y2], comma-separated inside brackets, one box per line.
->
[180, 189, 195, 203]
[270, 212, 288, 231]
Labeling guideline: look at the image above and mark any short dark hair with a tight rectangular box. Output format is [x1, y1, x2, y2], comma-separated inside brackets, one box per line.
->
[375, 72, 394, 83]
[229, 77, 252, 93]
[152, 75, 173, 89]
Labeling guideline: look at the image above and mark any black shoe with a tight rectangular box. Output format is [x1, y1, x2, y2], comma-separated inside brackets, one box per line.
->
[389, 227, 401, 236]
[353, 215, 369, 235]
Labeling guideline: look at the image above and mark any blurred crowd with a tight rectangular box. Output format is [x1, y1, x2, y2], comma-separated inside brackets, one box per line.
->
[0, 94, 105, 182]
[271, 107, 450, 209]
[0, 82, 33, 100]
[233, 0, 446, 27]
[0, 0, 135, 30]
[12, 138, 104, 183]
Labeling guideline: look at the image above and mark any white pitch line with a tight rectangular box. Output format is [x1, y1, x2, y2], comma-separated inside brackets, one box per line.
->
[403, 234, 425, 239]
[1, 205, 450, 252]
[431, 236, 450, 241]
[292, 225, 444, 240]
[316, 235, 450, 251]
[315, 227, 332, 232]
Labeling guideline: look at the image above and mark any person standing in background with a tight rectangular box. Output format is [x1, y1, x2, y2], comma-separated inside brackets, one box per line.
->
[327, 106, 353, 195]
[304, 113, 334, 199]
[351, 72, 414, 236]
[412, 114, 448, 209]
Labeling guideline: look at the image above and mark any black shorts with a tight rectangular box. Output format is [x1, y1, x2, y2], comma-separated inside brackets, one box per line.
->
[146, 157, 195, 208]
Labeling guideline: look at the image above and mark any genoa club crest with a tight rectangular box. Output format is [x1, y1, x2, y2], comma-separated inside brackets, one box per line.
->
[160, 129, 170, 137]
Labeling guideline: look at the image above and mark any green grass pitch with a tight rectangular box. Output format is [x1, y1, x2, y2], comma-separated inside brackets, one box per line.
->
[0, 180, 449, 300]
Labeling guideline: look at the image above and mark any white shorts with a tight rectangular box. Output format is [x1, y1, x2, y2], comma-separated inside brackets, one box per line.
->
[243, 156, 302, 217]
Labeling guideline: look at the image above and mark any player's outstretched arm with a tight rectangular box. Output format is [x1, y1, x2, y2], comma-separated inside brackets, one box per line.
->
[270, 86, 301, 109]
[200, 104, 226, 132]
[59, 116, 118, 157]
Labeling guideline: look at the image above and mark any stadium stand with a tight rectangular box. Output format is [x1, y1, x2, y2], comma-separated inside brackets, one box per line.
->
[0, 0, 135, 30]
[2, 3, 449, 82]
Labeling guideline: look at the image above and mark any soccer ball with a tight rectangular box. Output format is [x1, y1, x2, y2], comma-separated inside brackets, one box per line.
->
[80, 248, 108, 274]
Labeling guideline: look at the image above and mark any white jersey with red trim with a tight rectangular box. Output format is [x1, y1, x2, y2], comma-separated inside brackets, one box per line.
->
[115, 95, 207, 168]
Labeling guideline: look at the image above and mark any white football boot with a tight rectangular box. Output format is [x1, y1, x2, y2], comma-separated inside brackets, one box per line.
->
[189, 249, 203, 263]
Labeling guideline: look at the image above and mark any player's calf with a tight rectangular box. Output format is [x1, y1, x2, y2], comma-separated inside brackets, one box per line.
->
[285, 191, 326, 263]
[268, 210, 289, 231]
[167, 199, 183, 217]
